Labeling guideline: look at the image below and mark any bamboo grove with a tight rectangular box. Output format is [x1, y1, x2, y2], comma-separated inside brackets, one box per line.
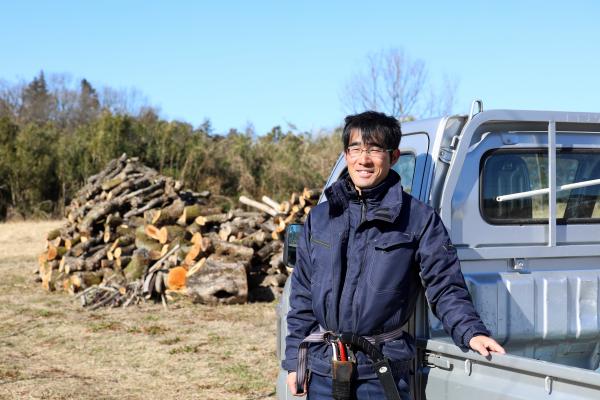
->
[0, 72, 341, 220]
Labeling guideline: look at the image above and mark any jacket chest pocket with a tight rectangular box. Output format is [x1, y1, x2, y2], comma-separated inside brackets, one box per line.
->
[309, 235, 331, 287]
[366, 233, 416, 294]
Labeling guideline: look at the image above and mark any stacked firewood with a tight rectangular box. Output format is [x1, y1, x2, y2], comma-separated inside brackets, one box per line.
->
[37, 154, 322, 309]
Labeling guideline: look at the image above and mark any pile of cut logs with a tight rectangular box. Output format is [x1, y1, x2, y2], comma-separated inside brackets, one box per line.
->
[37, 154, 321, 309]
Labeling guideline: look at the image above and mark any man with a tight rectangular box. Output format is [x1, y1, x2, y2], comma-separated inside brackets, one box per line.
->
[282, 111, 504, 399]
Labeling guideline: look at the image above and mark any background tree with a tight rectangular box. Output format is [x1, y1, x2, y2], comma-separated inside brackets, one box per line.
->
[341, 47, 458, 120]
[19, 71, 55, 124]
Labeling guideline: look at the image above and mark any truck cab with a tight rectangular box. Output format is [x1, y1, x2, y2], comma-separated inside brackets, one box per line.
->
[277, 102, 600, 399]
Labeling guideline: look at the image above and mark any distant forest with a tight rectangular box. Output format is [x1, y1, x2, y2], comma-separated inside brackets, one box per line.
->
[0, 71, 341, 220]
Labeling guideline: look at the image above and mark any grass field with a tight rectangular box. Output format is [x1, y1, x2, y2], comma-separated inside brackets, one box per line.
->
[0, 221, 278, 400]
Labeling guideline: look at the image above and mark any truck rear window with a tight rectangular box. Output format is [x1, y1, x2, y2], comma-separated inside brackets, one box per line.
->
[481, 149, 600, 224]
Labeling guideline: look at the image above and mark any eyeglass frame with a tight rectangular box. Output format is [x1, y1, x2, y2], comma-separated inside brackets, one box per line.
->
[345, 144, 394, 159]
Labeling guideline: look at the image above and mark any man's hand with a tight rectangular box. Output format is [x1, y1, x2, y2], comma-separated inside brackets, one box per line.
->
[287, 372, 307, 397]
[469, 335, 506, 357]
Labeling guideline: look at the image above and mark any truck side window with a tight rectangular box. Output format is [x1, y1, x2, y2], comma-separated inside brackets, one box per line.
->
[393, 153, 416, 194]
[480, 149, 600, 224]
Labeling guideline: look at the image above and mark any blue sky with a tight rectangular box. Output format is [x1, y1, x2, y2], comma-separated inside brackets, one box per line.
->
[1, 1, 599, 134]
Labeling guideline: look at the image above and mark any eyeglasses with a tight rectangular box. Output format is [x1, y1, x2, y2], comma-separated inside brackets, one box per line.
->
[346, 145, 392, 159]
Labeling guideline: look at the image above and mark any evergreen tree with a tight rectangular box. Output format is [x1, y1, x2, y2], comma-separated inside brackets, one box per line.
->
[77, 79, 100, 123]
[20, 71, 54, 124]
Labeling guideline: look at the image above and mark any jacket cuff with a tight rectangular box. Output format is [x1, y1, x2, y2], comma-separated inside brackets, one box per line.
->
[281, 358, 297, 372]
[462, 325, 491, 349]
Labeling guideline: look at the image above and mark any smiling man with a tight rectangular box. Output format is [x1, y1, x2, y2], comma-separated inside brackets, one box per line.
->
[283, 111, 504, 400]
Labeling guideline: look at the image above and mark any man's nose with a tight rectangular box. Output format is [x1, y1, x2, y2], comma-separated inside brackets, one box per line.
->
[357, 150, 373, 163]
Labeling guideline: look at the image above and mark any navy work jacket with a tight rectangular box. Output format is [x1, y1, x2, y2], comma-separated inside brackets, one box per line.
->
[282, 171, 490, 379]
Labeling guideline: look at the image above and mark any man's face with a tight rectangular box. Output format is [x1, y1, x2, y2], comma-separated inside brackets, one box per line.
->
[344, 129, 399, 191]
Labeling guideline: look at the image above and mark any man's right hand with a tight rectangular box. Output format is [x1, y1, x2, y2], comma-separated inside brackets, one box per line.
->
[287, 372, 307, 397]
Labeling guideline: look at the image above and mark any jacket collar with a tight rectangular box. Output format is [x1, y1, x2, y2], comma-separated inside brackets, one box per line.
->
[325, 170, 404, 223]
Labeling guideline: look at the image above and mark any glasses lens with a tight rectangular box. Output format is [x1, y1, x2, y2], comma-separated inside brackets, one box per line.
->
[347, 146, 361, 158]
[368, 147, 385, 157]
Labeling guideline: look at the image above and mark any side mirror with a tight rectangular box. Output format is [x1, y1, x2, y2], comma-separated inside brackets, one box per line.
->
[283, 223, 303, 268]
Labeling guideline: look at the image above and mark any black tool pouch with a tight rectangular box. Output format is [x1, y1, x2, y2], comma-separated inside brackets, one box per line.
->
[331, 359, 354, 400]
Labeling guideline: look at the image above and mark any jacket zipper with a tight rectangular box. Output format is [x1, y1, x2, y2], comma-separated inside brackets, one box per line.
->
[352, 195, 368, 332]
[359, 194, 366, 225]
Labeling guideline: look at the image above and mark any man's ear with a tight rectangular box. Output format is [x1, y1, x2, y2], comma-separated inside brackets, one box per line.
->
[390, 149, 401, 166]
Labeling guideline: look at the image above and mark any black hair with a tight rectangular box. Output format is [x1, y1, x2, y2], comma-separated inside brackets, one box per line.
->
[342, 111, 402, 150]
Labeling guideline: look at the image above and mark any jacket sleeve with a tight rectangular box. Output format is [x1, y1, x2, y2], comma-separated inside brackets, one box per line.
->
[416, 210, 490, 349]
[281, 214, 318, 371]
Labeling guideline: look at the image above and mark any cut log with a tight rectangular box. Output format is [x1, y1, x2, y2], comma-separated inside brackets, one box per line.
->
[257, 240, 283, 262]
[103, 228, 112, 243]
[279, 201, 291, 214]
[69, 271, 103, 294]
[231, 210, 263, 219]
[47, 245, 66, 261]
[231, 230, 266, 248]
[290, 192, 299, 206]
[275, 217, 287, 234]
[124, 249, 151, 281]
[83, 245, 109, 271]
[211, 237, 254, 263]
[62, 256, 86, 274]
[67, 235, 103, 258]
[101, 176, 125, 192]
[239, 195, 279, 217]
[166, 266, 187, 290]
[176, 203, 206, 226]
[218, 223, 233, 241]
[284, 211, 298, 225]
[261, 195, 281, 211]
[135, 226, 163, 253]
[144, 225, 162, 241]
[46, 229, 61, 242]
[184, 242, 202, 266]
[194, 211, 233, 226]
[49, 236, 63, 248]
[302, 187, 321, 201]
[109, 175, 150, 199]
[115, 255, 131, 270]
[190, 232, 203, 246]
[187, 257, 206, 277]
[261, 219, 276, 232]
[158, 225, 185, 244]
[124, 192, 177, 219]
[116, 225, 135, 237]
[106, 213, 124, 228]
[152, 198, 185, 226]
[185, 256, 248, 305]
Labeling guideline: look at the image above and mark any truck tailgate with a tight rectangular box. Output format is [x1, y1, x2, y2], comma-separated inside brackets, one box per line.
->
[419, 338, 600, 400]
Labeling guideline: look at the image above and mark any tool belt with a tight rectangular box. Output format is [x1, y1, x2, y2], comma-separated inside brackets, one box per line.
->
[295, 326, 406, 400]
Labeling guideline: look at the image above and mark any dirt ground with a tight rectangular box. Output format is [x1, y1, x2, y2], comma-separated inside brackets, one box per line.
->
[0, 221, 279, 400]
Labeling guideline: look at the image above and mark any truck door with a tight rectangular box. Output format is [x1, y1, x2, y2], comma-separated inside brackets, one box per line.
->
[393, 132, 430, 201]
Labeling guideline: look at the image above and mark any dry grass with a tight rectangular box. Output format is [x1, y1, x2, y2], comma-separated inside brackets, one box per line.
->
[0, 221, 278, 400]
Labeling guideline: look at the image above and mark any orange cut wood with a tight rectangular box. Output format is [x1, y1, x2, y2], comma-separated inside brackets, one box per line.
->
[46, 244, 55, 259]
[190, 232, 203, 246]
[184, 243, 202, 266]
[166, 267, 187, 290]
[145, 225, 162, 241]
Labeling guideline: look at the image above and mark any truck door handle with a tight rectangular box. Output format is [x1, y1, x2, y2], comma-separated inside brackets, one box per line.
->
[425, 354, 453, 370]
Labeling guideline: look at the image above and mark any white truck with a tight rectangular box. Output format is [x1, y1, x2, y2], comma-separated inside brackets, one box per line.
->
[276, 101, 600, 399]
